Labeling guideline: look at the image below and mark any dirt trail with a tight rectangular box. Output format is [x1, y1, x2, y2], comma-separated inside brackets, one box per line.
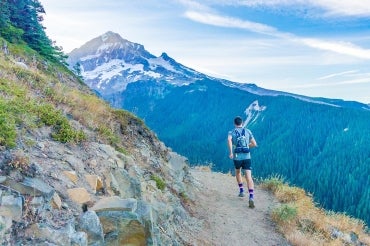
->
[190, 169, 289, 246]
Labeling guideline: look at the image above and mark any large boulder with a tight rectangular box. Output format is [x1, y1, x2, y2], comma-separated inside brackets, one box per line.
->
[78, 210, 104, 245]
[91, 197, 155, 245]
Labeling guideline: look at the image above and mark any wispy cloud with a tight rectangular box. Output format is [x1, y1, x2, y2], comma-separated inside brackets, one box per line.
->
[294, 77, 370, 89]
[317, 70, 358, 80]
[300, 38, 370, 59]
[196, 0, 370, 17]
[184, 11, 278, 35]
[183, 10, 370, 59]
[308, 0, 370, 17]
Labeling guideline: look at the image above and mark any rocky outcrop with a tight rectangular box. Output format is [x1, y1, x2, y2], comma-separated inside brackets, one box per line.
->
[0, 131, 200, 245]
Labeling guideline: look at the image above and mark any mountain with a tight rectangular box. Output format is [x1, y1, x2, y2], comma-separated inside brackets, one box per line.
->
[68, 31, 370, 111]
[67, 31, 370, 226]
[68, 31, 206, 97]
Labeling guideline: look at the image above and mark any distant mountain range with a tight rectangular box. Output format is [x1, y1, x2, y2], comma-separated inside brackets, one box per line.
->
[67, 31, 370, 226]
[68, 31, 369, 111]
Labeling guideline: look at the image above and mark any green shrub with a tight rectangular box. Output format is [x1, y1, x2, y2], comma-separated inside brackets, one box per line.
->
[115, 145, 128, 155]
[98, 125, 118, 145]
[0, 110, 17, 148]
[37, 103, 63, 126]
[261, 174, 285, 193]
[35, 103, 86, 143]
[52, 120, 86, 143]
[272, 204, 298, 224]
[151, 175, 166, 191]
[179, 191, 190, 203]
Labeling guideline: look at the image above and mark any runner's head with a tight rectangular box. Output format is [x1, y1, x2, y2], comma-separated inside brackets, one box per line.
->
[234, 116, 243, 126]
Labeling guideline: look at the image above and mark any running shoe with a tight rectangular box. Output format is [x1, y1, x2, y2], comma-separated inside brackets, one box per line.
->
[249, 198, 255, 208]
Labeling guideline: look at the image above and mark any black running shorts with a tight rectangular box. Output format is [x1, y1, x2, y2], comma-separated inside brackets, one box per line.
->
[233, 159, 252, 170]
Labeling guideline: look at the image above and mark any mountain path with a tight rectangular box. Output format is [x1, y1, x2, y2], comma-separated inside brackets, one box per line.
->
[189, 169, 289, 246]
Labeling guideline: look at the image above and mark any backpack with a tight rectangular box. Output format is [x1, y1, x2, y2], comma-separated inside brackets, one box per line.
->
[234, 128, 250, 153]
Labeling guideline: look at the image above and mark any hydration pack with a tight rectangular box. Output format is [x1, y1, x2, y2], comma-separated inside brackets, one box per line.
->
[234, 128, 250, 153]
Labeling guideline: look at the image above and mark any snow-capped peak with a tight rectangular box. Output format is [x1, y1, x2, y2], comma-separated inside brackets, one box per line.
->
[67, 32, 206, 95]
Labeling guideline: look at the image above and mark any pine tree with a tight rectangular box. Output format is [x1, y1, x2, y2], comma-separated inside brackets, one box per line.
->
[2, 0, 66, 63]
[0, 0, 23, 42]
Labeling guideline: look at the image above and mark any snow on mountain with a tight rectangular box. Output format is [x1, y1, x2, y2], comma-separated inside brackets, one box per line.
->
[67, 31, 205, 95]
[243, 100, 266, 127]
[68, 31, 370, 111]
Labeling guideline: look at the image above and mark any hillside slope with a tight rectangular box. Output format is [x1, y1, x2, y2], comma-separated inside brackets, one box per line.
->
[0, 39, 201, 245]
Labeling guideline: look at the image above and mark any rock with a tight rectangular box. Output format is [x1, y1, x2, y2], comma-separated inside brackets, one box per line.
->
[51, 192, 62, 209]
[15, 61, 28, 69]
[168, 152, 188, 173]
[78, 210, 104, 245]
[97, 211, 147, 246]
[91, 198, 155, 245]
[61, 202, 69, 209]
[85, 175, 103, 193]
[0, 215, 12, 244]
[24, 223, 71, 245]
[87, 159, 98, 168]
[67, 188, 91, 204]
[64, 155, 85, 172]
[71, 231, 88, 246]
[22, 177, 55, 200]
[63, 170, 78, 184]
[106, 172, 120, 196]
[0, 195, 23, 222]
[108, 169, 142, 199]
[98, 144, 116, 158]
[0, 176, 6, 183]
[91, 197, 137, 212]
[36, 142, 45, 150]
[136, 200, 156, 245]
[30, 196, 45, 206]
[29, 162, 43, 176]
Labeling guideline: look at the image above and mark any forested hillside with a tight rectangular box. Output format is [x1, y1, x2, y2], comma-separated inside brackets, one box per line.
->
[110, 78, 370, 226]
[0, 0, 65, 63]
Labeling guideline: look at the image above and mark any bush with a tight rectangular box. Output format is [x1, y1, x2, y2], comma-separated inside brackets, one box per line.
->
[261, 174, 285, 193]
[37, 104, 63, 126]
[52, 120, 86, 143]
[272, 204, 298, 224]
[0, 101, 17, 148]
[36, 103, 86, 143]
[151, 175, 166, 191]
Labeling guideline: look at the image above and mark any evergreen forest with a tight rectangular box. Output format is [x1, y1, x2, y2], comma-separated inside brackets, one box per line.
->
[112, 79, 370, 226]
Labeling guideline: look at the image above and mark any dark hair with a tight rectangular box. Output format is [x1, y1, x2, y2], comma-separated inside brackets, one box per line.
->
[234, 116, 243, 126]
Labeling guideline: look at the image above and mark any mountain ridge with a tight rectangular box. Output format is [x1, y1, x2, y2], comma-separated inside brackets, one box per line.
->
[68, 31, 370, 110]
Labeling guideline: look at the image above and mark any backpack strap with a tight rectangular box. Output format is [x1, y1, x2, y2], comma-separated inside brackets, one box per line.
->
[234, 128, 246, 137]
[234, 129, 240, 138]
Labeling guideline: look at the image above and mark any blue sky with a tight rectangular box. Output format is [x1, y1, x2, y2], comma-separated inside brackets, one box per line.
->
[41, 0, 370, 103]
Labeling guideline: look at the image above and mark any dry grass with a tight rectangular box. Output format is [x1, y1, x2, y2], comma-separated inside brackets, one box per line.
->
[261, 176, 370, 246]
[1, 42, 148, 152]
[192, 165, 212, 172]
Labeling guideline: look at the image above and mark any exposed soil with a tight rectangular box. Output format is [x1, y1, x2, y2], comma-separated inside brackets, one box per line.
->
[189, 169, 289, 246]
